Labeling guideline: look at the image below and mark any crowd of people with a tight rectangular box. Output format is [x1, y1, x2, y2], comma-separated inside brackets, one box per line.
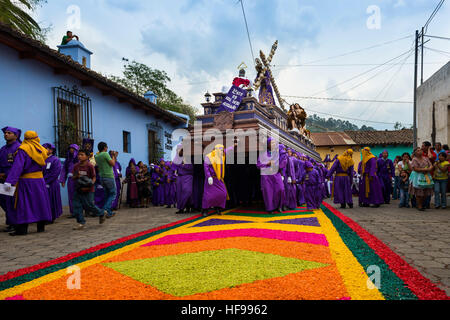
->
[1, 125, 448, 237]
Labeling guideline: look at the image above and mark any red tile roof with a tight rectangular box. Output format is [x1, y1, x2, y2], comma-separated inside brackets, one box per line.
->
[310, 132, 357, 147]
[345, 129, 413, 146]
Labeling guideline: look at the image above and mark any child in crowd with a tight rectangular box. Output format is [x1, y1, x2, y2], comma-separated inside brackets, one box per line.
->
[126, 164, 139, 208]
[71, 150, 107, 230]
[137, 165, 151, 208]
[433, 152, 449, 209]
[398, 170, 410, 208]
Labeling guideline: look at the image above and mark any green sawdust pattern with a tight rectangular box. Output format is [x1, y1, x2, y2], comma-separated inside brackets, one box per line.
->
[103, 248, 327, 297]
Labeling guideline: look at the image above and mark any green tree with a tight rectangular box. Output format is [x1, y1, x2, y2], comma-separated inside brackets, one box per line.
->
[0, 0, 48, 41]
[109, 60, 197, 123]
[394, 122, 402, 130]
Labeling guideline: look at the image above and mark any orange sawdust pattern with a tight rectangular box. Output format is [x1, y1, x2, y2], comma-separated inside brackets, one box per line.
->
[103, 237, 333, 265]
[21, 264, 173, 300]
[180, 265, 349, 300]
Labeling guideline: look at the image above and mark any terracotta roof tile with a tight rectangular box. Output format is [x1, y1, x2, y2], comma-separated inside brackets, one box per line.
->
[344, 129, 413, 146]
[311, 132, 357, 147]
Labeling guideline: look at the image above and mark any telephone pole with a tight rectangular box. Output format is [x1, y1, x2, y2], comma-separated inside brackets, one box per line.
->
[413, 30, 419, 149]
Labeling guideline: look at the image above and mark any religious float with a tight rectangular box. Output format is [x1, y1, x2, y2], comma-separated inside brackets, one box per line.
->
[187, 40, 320, 161]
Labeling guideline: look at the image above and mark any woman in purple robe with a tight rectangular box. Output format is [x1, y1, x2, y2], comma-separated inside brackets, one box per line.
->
[172, 146, 194, 214]
[163, 161, 175, 208]
[4, 131, 52, 236]
[43, 143, 63, 222]
[377, 150, 395, 204]
[359, 147, 384, 207]
[202, 144, 235, 216]
[327, 149, 354, 209]
[283, 148, 297, 210]
[94, 165, 105, 209]
[59, 144, 79, 216]
[302, 161, 321, 210]
[0, 126, 22, 231]
[256, 138, 286, 214]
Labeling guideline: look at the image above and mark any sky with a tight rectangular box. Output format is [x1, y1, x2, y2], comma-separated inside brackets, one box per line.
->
[32, 0, 450, 130]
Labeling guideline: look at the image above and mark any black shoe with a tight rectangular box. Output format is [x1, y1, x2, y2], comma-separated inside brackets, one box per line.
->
[9, 231, 27, 236]
[215, 208, 222, 215]
[67, 215, 76, 219]
[372, 204, 380, 208]
[2, 225, 15, 233]
[176, 210, 185, 214]
[348, 203, 353, 209]
[202, 210, 208, 217]
[166, 205, 172, 209]
[340, 204, 346, 209]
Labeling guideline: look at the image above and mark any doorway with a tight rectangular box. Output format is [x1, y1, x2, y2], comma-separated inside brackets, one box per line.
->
[148, 130, 157, 164]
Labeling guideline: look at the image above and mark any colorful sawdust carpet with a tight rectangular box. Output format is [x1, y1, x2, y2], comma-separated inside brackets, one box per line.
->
[0, 203, 448, 300]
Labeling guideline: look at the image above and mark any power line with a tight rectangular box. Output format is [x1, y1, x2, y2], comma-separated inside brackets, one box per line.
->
[239, 0, 255, 67]
[272, 62, 446, 68]
[425, 34, 450, 41]
[284, 35, 412, 67]
[424, 0, 445, 33]
[425, 46, 450, 57]
[281, 96, 412, 104]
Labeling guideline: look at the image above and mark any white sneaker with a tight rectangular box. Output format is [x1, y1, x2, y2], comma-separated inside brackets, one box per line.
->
[73, 224, 85, 230]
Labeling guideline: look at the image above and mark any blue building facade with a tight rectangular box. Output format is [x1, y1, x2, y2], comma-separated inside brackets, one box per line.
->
[0, 24, 188, 205]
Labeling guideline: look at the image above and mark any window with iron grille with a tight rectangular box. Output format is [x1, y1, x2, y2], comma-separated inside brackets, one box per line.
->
[53, 86, 93, 158]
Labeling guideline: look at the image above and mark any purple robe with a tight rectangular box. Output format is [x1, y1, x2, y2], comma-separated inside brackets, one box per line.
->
[0, 140, 21, 225]
[173, 162, 193, 210]
[126, 159, 139, 205]
[377, 157, 395, 204]
[256, 150, 286, 212]
[59, 145, 79, 214]
[327, 160, 353, 205]
[283, 156, 297, 209]
[359, 158, 384, 205]
[303, 168, 321, 210]
[294, 158, 306, 206]
[151, 170, 163, 206]
[202, 147, 234, 210]
[164, 166, 176, 206]
[5, 149, 52, 225]
[43, 155, 63, 221]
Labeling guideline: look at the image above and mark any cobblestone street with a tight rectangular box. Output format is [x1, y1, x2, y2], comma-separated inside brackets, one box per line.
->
[1, 199, 449, 296]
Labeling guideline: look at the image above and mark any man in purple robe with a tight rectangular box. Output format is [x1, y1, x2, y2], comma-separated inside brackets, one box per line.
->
[283, 148, 297, 210]
[202, 144, 236, 216]
[359, 147, 384, 208]
[43, 143, 63, 222]
[294, 152, 306, 206]
[377, 150, 395, 204]
[327, 149, 354, 209]
[172, 145, 194, 214]
[59, 144, 79, 217]
[0, 126, 22, 232]
[164, 160, 176, 208]
[4, 131, 52, 236]
[256, 137, 286, 214]
[302, 161, 321, 210]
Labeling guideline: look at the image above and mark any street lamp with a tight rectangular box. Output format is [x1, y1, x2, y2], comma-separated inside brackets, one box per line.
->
[204, 91, 211, 103]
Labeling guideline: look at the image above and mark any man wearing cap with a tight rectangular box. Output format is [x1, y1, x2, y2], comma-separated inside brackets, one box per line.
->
[0, 127, 22, 232]
[43, 143, 63, 222]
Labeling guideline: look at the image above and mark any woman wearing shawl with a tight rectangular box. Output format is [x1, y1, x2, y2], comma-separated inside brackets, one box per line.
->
[377, 150, 395, 204]
[0, 126, 22, 231]
[256, 137, 286, 214]
[125, 158, 139, 205]
[202, 143, 235, 216]
[4, 131, 52, 236]
[327, 149, 354, 209]
[359, 147, 384, 207]
[172, 145, 194, 214]
[59, 144, 79, 217]
[43, 143, 63, 221]
[109, 151, 122, 210]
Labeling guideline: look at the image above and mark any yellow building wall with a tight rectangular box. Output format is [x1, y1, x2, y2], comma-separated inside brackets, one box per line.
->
[316, 146, 362, 170]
